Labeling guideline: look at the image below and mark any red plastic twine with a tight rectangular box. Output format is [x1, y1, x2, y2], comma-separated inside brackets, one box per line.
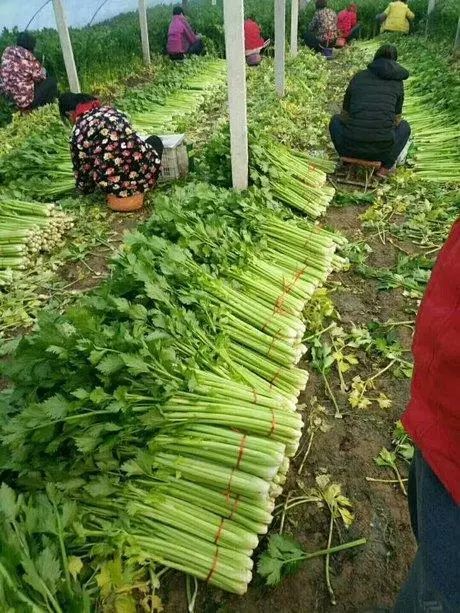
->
[214, 517, 225, 544]
[206, 547, 220, 583]
[228, 494, 240, 520]
[268, 408, 277, 437]
[236, 434, 247, 470]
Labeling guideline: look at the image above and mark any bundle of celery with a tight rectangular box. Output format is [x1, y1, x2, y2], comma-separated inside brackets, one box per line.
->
[404, 94, 460, 183]
[252, 141, 335, 218]
[130, 59, 226, 133]
[1, 180, 346, 600]
[0, 198, 73, 274]
[0, 134, 74, 199]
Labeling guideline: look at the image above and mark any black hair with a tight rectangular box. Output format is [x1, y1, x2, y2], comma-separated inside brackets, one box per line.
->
[58, 93, 97, 119]
[374, 43, 398, 61]
[315, 0, 327, 9]
[146, 135, 164, 158]
[17, 32, 36, 52]
[173, 6, 184, 15]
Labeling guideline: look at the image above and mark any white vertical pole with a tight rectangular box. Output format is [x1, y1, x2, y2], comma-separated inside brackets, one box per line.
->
[425, 0, 436, 35]
[454, 16, 460, 58]
[138, 0, 151, 65]
[275, 0, 286, 97]
[290, 0, 299, 56]
[51, 0, 80, 92]
[223, 0, 248, 190]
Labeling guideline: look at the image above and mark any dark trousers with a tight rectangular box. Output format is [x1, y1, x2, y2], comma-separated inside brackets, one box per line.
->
[329, 114, 411, 168]
[169, 38, 205, 61]
[303, 32, 335, 52]
[30, 76, 58, 110]
[394, 449, 460, 612]
[347, 24, 361, 41]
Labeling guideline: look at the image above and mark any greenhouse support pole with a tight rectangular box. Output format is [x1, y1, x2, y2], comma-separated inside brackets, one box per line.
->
[275, 0, 286, 97]
[223, 0, 248, 190]
[425, 0, 436, 35]
[454, 16, 460, 57]
[138, 0, 151, 65]
[290, 0, 299, 56]
[51, 0, 80, 93]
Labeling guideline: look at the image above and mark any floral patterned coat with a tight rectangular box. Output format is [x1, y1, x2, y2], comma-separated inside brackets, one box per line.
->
[0, 46, 46, 109]
[70, 106, 162, 197]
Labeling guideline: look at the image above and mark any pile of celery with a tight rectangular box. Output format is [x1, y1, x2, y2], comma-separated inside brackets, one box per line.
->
[0, 198, 73, 280]
[130, 59, 226, 133]
[253, 141, 336, 218]
[1, 183, 346, 597]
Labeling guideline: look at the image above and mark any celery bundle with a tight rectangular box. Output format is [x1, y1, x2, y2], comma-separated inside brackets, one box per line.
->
[130, 59, 226, 133]
[0, 198, 73, 274]
[252, 140, 335, 218]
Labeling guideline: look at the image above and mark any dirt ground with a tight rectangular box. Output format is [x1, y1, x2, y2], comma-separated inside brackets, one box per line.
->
[160, 203, 416, 613]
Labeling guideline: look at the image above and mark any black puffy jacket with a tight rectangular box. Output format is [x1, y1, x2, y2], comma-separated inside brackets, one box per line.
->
[341, 57, 409, 159]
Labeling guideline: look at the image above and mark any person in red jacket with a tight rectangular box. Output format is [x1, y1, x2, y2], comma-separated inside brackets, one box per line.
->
[337, 3, 361, 42]
[394, 220, 460, 611]
[244, 14, 269, 66]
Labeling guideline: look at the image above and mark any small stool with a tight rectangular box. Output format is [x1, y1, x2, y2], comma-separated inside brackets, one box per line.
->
[339, 157, 381, 191]
[107, 192, 144, 212]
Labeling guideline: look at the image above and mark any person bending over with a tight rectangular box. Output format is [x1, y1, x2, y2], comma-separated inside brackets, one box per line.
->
[337, 4, 361, 42]
[167, 6, 204, 61]
[393, 218, 460, 612]
[58, 93, 163, 198]
[380, 0, 415, 34]
[329, 44, 411, 177]
[244, 13, 270, 66]
[0, 32, 58, 112]
[304, 0, 338, 52]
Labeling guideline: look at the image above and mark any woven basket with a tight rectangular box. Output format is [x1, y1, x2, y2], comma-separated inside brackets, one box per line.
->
[107, 192, 144, 212]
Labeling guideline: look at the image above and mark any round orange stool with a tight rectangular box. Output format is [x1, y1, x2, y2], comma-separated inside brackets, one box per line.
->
[107, 193, 144, 212]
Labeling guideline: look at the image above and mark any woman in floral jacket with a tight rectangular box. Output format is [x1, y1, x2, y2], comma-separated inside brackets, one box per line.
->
[0, 32, 57, 111]
[304, 0, 338, 51]
[58, 93, 163, 198]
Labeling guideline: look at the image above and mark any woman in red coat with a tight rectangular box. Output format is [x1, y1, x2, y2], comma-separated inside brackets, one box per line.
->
[394, 220, 460, 611]
[244, 14, 269, 66]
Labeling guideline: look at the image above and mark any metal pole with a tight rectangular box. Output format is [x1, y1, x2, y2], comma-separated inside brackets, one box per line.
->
[51, 0, 80, 92]
[290, 0, 299, 56]
[454, 16, 460, 58]
[138, 0, 151, 65]
[223, 0, 249, 190]
[275, 0, 286, 97]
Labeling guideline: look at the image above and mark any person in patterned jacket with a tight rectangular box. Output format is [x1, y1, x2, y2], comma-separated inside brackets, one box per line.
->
[0, 32, 57, 111]
[304, 0, 338, 51]
[58, 93, 164, 198]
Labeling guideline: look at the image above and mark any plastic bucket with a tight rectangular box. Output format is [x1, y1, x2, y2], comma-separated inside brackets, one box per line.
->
[107, 192, 144, 212]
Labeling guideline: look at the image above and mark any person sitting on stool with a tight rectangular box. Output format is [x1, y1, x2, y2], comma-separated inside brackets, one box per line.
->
[303, 0, 338, 52]
[244, 13, 270, 67]
[329, 44, 411, 178]
[167, 6, 204, 61]
[0, 32, 58, 112]
[337, 4, 361, 43]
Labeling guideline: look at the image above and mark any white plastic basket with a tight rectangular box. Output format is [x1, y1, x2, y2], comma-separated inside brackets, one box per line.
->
[158, 134, 189, 183]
